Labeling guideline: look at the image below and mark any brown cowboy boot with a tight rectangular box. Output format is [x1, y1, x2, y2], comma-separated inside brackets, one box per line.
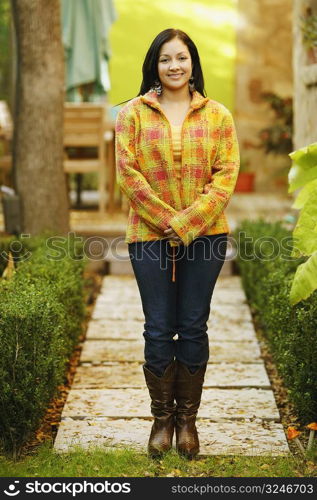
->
[143, 360, 176, 458]
[175, 361, 207, 459]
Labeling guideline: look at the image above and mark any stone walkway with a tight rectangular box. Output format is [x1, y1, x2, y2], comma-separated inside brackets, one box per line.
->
[54, 271, 290, 457]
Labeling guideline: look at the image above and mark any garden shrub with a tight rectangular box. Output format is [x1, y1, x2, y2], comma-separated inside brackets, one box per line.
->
[0, 233, 87, 457]
[233, 218, 317, 422]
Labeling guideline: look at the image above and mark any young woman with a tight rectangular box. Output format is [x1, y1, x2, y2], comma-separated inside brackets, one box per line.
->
[115, 28, 240, 459]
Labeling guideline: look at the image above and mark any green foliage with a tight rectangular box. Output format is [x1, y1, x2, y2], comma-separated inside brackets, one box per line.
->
[288, 142, 317, 304]
[233, 219, 317, 422]
[300, 12, 317, 48]
[288, 143, 317, 193]
[0, 235, 87, 457]
[0, 440, 313, 477]
[258, 93, 293, 155]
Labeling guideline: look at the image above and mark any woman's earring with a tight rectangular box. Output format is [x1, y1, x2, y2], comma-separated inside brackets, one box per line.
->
[150, 79, 162, 95]
[189, 75, 195, 92]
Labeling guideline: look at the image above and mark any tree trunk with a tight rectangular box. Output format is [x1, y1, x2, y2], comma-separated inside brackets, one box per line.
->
[293, 0, 317, 149]
[11, 0, 69, 235]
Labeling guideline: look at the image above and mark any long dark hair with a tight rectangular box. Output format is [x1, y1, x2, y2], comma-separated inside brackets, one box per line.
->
[113, 28, 206, 108]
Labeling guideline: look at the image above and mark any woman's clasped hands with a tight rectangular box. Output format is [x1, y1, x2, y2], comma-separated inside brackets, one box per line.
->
[163, 226, 183, 244]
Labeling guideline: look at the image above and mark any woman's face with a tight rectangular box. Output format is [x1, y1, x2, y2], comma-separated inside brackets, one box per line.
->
[157, 37, 193, 93]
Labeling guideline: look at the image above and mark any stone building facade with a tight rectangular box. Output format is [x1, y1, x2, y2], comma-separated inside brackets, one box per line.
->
[234, 0, 293, 193]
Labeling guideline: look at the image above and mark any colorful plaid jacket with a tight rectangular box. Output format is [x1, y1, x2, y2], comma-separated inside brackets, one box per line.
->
[115, 89, 240, 248]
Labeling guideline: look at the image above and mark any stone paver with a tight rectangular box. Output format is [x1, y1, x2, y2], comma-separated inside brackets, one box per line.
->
[91, 301, 253, 324]
[73, 363, 270, 389]
[96, 287, 247, 306]
[62, 388, 280, 420]
[91, 302, 144, 321]
[54, 274, 290, 456]
[54, 419, 289, 456]
[80, 339, 262, 363]
[207, 319, 256, 341]
[86, 318, 257, 342]
[91, 302, 253, 323]
[86, 319, 143, 340]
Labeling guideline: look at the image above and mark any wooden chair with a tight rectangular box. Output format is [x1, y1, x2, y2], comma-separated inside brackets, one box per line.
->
[63, 102, 107, 212]
[0, 101, 13, 186]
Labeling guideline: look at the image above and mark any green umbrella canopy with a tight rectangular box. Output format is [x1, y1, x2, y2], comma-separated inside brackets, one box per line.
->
[61, 0, 117, 101]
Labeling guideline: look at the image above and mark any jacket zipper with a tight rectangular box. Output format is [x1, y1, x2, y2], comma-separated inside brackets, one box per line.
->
[146, 100, 201, 282]
[154, 104, 195, 209]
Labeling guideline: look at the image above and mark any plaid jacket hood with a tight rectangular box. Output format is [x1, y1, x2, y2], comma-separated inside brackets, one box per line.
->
[115, 89, 240, 251]
[140, 87, 210, 113]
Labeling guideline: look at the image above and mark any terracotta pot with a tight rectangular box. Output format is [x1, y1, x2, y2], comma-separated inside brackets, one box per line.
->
[235, 172, 255, 192]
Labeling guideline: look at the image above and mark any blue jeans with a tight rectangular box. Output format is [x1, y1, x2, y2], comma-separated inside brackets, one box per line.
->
[128, 233, 228, 376]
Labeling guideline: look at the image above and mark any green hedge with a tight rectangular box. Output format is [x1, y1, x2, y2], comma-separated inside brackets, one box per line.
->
[0, 234, 87, 457]
[233, 219, 317, 422]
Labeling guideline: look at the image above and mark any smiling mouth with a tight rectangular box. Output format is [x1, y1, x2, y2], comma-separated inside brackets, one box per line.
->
[168, 74, 184, 77]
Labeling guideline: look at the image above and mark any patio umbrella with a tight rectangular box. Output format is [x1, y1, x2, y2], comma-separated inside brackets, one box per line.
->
[60, 0, 117, 207]
[61, 0, 117, 102]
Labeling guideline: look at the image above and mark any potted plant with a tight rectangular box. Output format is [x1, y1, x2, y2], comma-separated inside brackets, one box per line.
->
[258, 93, 293, 155]
[257, 92, 293, 191]
[300, 11, 317, 64]
[235, 157, 255, 192]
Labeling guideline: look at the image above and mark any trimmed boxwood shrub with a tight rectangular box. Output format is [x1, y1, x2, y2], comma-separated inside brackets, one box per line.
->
[233, 219, 317, 422]
[0, 233, 87, 457]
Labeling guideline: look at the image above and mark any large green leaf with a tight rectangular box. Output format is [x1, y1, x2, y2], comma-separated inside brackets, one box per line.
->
[288, 163, 317, 193]
[289, 250, 317, 305]
[292, 179, 317, 209]
[289, 142, 317, 168]
[288, 142, 317, 193]
[288, 142, 317, 305]
[291, 191, 317, 257]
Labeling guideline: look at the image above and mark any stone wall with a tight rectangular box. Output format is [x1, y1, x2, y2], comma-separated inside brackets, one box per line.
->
[234, 0, 293, 194]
